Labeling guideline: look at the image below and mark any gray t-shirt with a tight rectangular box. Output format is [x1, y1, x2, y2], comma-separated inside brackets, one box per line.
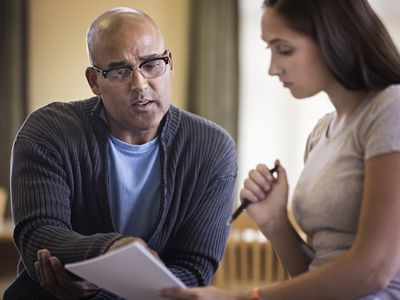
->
[292, 85, 400, 299]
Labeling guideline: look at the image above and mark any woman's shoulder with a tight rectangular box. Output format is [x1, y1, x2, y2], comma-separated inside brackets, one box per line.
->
[308, 112, 333, 142]
[370, 84, 400, 107]
[360, 84, 400, 124]
[359, 84, 400, 160]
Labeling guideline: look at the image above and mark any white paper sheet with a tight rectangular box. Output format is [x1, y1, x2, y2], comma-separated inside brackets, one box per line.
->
[65, 241, 185, 300]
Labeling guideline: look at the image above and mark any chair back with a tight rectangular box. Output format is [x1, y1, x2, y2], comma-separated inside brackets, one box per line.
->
[212, 228, 289, 290]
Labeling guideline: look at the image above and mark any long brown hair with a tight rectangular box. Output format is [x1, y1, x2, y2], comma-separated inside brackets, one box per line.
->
[263, 0, 400, 90]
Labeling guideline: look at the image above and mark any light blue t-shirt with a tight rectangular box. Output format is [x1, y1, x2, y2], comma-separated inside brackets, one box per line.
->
[108, 135, 161, 238]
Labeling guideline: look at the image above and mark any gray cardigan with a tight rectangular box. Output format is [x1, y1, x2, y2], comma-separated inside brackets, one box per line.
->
[5, 97, 237, 299]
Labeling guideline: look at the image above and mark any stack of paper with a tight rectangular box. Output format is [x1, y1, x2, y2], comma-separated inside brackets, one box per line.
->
[65, 241, 185, 300]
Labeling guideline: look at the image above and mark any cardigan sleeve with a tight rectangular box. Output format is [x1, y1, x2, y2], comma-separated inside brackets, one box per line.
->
[164, 175, 236, 286]
[161, 128, 237, 286]
[10, 136, 123, 281]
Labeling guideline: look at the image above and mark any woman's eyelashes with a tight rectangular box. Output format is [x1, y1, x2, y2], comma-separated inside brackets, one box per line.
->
[277, 44, 294, 56]
[266, 44, 294, 56]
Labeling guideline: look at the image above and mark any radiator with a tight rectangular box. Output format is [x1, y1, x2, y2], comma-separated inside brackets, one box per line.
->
[212, 229, 289, 290]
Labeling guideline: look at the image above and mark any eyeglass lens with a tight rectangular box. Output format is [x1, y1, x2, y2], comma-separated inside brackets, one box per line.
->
[106, 58, 168, 85]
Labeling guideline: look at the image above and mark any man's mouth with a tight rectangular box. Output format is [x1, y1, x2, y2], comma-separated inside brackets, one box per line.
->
[133, 98, 155, 105]
[135, 100, 152, 106]
[132, 100, 155, 111]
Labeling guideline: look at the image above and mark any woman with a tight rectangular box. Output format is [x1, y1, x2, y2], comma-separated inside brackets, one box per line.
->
[161, 0, 400, 299]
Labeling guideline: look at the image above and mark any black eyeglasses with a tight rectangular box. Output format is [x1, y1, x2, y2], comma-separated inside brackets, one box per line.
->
[92, 52, 170, 86]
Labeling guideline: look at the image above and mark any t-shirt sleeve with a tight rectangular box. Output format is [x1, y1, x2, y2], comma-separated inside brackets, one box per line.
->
[363, 87, 400, 160]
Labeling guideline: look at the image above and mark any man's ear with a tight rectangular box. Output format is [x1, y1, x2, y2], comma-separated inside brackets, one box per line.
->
[85, 67, 101, 95]
[167, 50, 173, 72]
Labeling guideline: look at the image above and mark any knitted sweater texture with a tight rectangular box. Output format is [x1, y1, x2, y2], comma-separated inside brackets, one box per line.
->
[5, 96, 237, 299]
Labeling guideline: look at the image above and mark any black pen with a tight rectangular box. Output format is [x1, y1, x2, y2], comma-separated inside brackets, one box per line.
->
[226, 166, 278, 225]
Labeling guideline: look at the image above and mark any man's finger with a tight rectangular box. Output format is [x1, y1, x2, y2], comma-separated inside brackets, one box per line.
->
[35, 251, 46, 285]
[50, 256, 73, 286]
[38, 249, 57, 287]
[34, 261, 45, 285]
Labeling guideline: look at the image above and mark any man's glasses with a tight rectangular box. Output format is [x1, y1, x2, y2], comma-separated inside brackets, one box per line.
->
[92, 52, 170, 86]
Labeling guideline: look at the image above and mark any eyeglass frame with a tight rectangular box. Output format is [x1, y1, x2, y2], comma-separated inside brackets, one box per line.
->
[91, 50, 171, 82]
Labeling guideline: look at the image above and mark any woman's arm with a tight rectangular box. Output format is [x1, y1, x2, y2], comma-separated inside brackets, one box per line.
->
[241, 162, 314, 276]
[160, 152, 400, 300]
[253, 152, 400, 299]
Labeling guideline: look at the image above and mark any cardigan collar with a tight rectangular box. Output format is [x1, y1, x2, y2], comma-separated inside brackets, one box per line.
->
[87, 96, 181, 148]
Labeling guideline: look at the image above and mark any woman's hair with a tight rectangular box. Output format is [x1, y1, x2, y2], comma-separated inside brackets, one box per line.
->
[263, 0, 400, 90]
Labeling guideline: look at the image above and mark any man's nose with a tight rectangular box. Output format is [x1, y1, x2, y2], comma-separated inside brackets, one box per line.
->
[130, 68, 148, 91]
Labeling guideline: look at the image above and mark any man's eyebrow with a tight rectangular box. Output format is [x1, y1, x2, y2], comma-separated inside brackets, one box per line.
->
[105, 53, 165, 68]
[106, 61, 130, 69]
[139, 53, 163, 61]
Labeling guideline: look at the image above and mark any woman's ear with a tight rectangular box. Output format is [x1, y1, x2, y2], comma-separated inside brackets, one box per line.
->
[85, 67, 101, 95]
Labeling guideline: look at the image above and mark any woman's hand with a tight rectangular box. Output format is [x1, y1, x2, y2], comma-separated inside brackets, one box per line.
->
[239, 160, 289, 232]
[160, 286, 243, 300]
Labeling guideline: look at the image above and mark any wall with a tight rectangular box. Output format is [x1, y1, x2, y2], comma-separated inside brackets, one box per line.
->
[28, 0, 190, 112]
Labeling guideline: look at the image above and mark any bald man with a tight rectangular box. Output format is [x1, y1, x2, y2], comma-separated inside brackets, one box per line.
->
[5, 7, 237, 299]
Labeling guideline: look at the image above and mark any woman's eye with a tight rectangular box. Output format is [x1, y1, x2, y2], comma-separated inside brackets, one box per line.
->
[277, 45, 293, 56]
[280, 50, 293, 55]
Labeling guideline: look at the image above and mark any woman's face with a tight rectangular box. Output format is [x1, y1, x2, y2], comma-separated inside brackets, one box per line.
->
[261, 7, 336, 98]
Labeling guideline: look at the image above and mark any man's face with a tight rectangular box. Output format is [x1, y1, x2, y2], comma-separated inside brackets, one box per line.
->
[86, 17, 173, 144]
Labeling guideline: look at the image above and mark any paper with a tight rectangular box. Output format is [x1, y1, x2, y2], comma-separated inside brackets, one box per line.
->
[65, 241, 185, 300]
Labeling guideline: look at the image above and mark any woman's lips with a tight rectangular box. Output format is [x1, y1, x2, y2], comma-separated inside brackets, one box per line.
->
[283, 82, 292, 88]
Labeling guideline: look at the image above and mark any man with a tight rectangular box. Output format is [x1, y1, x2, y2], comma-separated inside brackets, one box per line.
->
[4, 7, 237, 299]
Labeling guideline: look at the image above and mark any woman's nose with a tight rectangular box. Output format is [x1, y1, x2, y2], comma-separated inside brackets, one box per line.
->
[268, 59, 283, 76]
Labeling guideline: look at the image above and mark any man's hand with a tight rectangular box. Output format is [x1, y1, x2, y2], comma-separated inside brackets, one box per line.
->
[107, 237, 160, 260]
[106, 236, 138, 252]
[35, 249, 99, 300]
